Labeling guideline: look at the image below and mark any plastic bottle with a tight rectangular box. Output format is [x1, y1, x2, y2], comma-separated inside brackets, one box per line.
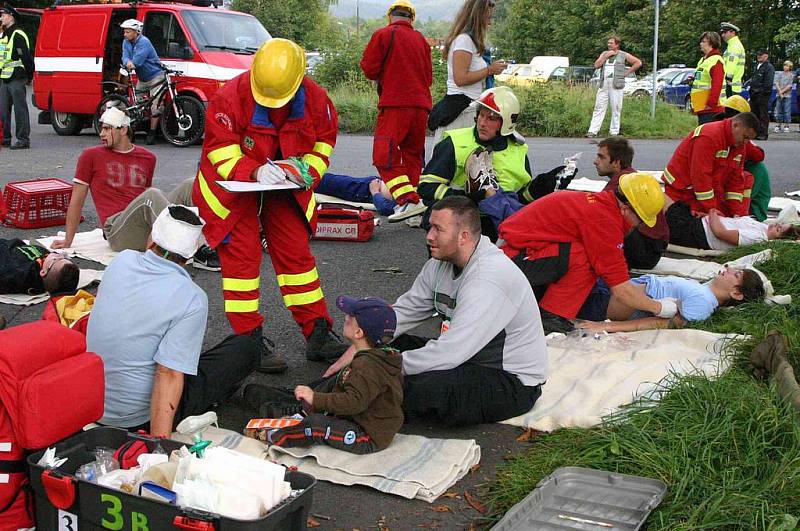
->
[554, 152, 582, 190]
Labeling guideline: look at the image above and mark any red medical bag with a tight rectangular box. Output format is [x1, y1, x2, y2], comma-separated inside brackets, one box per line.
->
[313, 205, 376, 242]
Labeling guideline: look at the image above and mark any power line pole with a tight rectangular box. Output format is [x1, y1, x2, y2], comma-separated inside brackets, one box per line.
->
[651, 0, 660, 118]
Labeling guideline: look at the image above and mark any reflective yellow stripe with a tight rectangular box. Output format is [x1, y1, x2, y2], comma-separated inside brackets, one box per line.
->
[662, 168, 676, 184]
[303, 153, 328, 177]
[276, 267, 319, 287]
[743, 189, 751, 198]
[692, 125, 705, 137]
[225, 299, 260, 313]
[695, 190, 715, 200]
[715, 150, 729, 158]
[222, 277, 260, 291]
[419, 174, 449, 184]
[208, 144, 243, 165]
[433, 184, 448, 200]
[386, 175, 410, 189]
[197, 172, 230, 220]
[305, 194, 316, 222]
[283, 287, 324, 307]
[392, 184, 416, 199]
[312, 141, 333, 157]
[521, 186, 534, 203]
[217, 156, 242, 180]
[725, 192, 743, 201]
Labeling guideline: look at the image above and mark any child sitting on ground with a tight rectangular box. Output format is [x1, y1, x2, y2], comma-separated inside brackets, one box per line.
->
[243, 295, 403, 454]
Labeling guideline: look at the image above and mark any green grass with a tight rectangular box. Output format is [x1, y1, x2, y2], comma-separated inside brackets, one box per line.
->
[485, 242, 800, 530]
[328, 82, 697, 138]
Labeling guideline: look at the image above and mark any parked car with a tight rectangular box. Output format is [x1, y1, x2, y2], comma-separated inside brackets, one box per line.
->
[550, 65, 595, 85]
[496, 63, 523, 84]
[588, 68, 637, 89]
[663, 69, 799, 118]
[502, 64, 538, 87]
[624, 67, 690, 97]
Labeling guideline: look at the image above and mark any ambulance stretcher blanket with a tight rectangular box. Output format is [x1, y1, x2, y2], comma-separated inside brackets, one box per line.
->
[631, 249, 771, 281]
[173, 427, 480, 503]
[37, 229, 117, 266]
[502, 329, 738, 432]
[314, 192, 377, 211]
[665, 244, 725, 257]
[769, 197, 800, 212]
[0, 268, 103, 306]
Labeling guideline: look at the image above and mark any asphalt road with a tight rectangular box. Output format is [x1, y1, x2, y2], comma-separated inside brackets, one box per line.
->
[1, 113, 798, 530]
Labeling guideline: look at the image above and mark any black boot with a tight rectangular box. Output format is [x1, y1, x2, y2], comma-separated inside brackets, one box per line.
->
[305, 318, 347, 362]
[243, 383, 295, 411]
[540, 308, 575, 334]
[250, 328, 288, 373]
[146, 129, 156, 145]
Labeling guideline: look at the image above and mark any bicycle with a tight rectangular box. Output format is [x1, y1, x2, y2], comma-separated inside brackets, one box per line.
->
[94, 65, 205, 147]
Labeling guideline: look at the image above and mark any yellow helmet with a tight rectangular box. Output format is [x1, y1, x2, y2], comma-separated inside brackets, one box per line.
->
[618, 172, 665, 228]
[724, 94, 750, 114]
[387, 0, 416, 21]
[250, 39, 306, 108]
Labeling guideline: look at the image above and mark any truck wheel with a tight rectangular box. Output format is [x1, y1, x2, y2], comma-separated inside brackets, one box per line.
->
[94, 95, 130, 133]
[161, 95, 205, 147]
[50, 110, 83, 136]
[631, 90, 648, 98]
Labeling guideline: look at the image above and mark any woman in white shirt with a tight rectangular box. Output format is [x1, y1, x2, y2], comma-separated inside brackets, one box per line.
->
[433, 0, 507, 142]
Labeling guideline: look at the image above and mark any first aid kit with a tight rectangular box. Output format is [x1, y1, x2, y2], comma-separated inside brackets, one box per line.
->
[313, 204, 376, 242]
[28, 427, 316, 530]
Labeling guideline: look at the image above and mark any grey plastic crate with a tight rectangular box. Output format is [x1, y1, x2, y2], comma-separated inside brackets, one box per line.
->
[491, 466, 667, 530]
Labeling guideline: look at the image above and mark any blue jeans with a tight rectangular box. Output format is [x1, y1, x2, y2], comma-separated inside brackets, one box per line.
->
[776, 96, 792, 124]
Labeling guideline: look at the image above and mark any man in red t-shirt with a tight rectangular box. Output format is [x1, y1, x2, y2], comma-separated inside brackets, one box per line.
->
[52, 108, 219, 270]
[498, 172, 677, 334]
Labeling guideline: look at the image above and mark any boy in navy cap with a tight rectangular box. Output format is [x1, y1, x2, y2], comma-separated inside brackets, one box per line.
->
[244, 295, 403, 454]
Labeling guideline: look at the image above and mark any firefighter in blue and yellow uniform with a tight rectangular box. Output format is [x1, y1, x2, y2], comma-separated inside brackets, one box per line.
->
[192, 38, 345, 370]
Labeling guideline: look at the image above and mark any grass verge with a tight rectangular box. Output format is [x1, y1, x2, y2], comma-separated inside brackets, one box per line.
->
[485, 242, 800, 530]
[329, 82, 697, 139]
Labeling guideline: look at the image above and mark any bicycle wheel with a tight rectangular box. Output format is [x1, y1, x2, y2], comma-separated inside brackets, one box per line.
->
[94, 95, 129, 134]
[161, 94, 205, 147]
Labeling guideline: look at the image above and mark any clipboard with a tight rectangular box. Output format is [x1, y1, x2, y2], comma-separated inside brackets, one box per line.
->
[215, 180, 301, 192]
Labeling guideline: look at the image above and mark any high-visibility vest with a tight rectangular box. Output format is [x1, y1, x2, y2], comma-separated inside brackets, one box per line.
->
[723, 36, 746, 94]
[690, 54, 723, 111]
[0, 29, 29, 80]
[442, 127, 531, 193]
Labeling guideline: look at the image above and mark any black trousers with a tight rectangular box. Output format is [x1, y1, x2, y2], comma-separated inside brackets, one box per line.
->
[750, 92, 771, 138]
[269, 414, 378, 454]
[623, 230, 666, 270]
[393, 334, 543, 426]
[665, 201, 711, 249]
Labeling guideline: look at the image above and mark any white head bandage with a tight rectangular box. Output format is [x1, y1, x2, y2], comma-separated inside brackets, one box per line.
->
[100, 107, 132, 128]
[151, 205, 206, 259]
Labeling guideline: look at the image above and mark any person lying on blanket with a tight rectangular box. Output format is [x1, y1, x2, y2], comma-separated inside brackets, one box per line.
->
[665, 196, 799, 251]
[316, 173, 397, 216]
[0, 239, 79, 295]
[578, 266, 765, 332]
[242, 295, 403, 454]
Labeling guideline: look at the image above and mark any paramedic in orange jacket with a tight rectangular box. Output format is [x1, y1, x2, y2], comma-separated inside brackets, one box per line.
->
[192, 39, 346, 367]
[662, 112, 758, 215]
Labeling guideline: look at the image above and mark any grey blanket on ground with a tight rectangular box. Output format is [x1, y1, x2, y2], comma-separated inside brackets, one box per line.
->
[172, 427, 480, 503]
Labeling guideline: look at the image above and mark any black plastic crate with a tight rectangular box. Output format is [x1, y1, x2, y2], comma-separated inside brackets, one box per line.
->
[27, 427, 315, 530]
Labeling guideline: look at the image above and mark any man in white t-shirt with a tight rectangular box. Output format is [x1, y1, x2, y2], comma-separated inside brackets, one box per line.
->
[579, 266, 764, 332]
[665, 196, 798, 250]
[586, 36, 641, 138]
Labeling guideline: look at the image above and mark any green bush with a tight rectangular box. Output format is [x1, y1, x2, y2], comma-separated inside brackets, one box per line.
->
[329, 81, 696, 138]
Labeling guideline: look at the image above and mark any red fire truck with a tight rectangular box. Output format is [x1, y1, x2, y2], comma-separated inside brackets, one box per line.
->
[31, 1, 270, 144]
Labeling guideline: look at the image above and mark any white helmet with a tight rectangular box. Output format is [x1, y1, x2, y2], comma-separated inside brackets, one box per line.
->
[474, 86, 520, 136]
[120, 19, 143, 32]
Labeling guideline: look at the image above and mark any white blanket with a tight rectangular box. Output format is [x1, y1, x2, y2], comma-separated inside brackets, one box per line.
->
[172, 427, 479, 503]
[769, 197, 800, 212]
[0, 268, 104, 306]
[37, 229, 118, 266]
[631, 249, 772, 280]
[268, 434, 480, 503]
[666, 244, 725, 257]
[502, 329, 738, 432]
[567, 172, 665, 194]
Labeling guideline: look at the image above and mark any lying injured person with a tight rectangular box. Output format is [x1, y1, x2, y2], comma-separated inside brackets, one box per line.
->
[665, 197, 799, 250]
[578, 266, 764, 332]
[0, 239, 80, 295]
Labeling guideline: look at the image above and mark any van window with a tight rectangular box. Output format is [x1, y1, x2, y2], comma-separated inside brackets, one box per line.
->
[182, 11, 271, 53]
[144, 11, 190, 59]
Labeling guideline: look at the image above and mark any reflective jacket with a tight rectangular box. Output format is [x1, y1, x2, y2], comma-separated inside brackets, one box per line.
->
[691, 50, 724, 115]
[663, 119, 746, 214]
[192, 73, 338, 247]
[723, 36, 746, 94]
[0, 26, 33, 81]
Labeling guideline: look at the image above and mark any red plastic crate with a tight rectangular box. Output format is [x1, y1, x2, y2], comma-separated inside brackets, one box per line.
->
[2, 178, 74, 229]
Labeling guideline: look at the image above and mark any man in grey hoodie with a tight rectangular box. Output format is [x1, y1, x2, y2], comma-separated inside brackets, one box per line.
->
[326, 196, 548, 426]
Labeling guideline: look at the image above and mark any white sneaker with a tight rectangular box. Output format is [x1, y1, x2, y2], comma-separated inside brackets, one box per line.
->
[404, 215, 423, 228]
[388, 201, 427, 223]
[773, 125, 781, 133]
[783, 126, 791, 133]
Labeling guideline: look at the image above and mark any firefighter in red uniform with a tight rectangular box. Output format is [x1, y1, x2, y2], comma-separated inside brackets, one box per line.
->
[360, 0, 432, 222]
[662, 112, 759, 215]
[498, 173, 677, 334]
[192, 39, 346, 369]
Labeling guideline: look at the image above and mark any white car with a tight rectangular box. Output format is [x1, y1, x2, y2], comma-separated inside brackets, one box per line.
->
[623, 67, 689, 97]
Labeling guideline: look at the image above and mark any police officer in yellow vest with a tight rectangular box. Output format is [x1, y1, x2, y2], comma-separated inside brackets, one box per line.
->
[720, 22, 746, 100]
[418, 86, 555, 241]
[691, 31, 725, 125]
[0, 4, 33, 150]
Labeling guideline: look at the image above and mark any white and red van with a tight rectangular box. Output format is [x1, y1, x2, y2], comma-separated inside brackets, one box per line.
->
[31, 0, 269, 137]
